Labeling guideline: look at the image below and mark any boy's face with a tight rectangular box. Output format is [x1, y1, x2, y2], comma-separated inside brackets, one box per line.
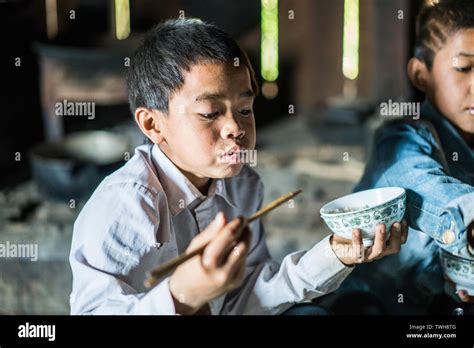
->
[154, 63, 256, 188]
[427, 29, 474, 136]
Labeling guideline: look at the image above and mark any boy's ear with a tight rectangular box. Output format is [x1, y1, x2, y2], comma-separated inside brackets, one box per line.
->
[134, 107, 166, 144]
[407, 57, 430, 93]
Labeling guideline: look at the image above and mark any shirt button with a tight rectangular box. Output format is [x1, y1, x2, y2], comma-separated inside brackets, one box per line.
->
[442, 229, 455, 244]
[124, 247, 131, 256]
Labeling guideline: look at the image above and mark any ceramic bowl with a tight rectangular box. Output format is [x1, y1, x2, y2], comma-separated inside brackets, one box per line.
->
[320, 187, 406, 246]
[439, 248, 474, 296]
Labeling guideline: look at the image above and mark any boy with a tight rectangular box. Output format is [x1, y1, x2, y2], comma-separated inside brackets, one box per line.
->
[331, 0, 474, 314]
[69, 19, 405, 315]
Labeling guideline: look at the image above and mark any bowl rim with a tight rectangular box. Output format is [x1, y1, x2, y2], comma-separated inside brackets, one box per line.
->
[30, 130, 129, 165]
[439, 248, 474, 263]
[320, 187, 406, 218]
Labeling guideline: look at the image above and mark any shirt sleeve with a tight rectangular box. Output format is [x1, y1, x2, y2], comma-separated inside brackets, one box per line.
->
[69, 183, 177, 315]
[220, 182, 354, 315]
[356, 121, 474, 254]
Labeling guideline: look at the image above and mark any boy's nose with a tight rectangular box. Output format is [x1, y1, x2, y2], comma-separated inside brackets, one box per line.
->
[220, 113, 245, 140]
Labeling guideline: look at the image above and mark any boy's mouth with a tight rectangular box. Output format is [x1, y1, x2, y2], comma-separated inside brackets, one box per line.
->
[467, 107, 474, 116]
[224, 146, 241, 156]
[219, 146, 244, 164]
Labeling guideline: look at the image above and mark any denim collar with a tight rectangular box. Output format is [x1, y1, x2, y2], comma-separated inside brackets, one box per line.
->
[421, 100, 474, 174]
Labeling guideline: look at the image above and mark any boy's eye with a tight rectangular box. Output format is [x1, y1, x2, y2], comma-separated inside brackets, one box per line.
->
[199, 112, 219, 119]
[239, 109, 252, 117]
[455, 66, 472, 73]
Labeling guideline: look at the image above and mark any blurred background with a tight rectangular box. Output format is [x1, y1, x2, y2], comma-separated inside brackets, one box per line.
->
[0, 0, 428, 314]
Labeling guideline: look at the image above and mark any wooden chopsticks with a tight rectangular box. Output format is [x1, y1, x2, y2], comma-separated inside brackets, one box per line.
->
[144, 189, 302, 288]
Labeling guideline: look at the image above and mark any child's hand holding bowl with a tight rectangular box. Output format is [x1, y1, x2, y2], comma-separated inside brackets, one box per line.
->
[330, 221, 408, 266]
[321, 187, 408, 265]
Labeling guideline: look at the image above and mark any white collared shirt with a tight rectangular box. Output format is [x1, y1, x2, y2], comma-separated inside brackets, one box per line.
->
[69, 144, 353, 315]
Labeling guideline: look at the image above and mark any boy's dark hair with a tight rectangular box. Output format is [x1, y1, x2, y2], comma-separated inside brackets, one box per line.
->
[415, 0, 474, 69]
[127, 18, 259, 114]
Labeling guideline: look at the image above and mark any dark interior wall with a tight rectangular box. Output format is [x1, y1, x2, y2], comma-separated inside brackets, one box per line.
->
[278, 0, 415, 110]
[410, 0, 429, 103]
[0, 1, 44, 186]
[0, 0, 262, 188]
[277, 0, 344, 111]
[0, 0, 423, 188]
[372, 0, 411, 102]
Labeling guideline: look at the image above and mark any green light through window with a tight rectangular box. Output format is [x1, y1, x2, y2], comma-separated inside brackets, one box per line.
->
[261, 0, 279, 82]
[115, 0, 130, 40]
[342, 0, 359, 80]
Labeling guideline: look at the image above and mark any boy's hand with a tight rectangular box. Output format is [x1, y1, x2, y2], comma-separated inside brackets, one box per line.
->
[330, 220, 408, 266]
[456, 289, 474, 303]
[444, 277, 474, 304]
[169, 212, 251, 315]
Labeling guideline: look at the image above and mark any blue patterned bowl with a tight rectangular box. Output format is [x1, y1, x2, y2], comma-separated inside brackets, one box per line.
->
[439, 248, 474, 296]
[320, 187, 406, 246]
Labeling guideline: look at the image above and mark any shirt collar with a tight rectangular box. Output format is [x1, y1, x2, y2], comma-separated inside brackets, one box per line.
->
[210, 176, 239, 210]
[151, 145, 238, 216]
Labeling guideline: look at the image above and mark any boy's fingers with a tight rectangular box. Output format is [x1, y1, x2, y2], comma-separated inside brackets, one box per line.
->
[385, 222, 402, 255]
[202, 217, 246, 269]
[457, 290, 472, 303]
[225, 226, 251, 268]
[240, 225, 252, 246]
[367, 224, 386, 260]
[351, 229, 364, 263]
[222, 217, 250, 255]
[229, 254, 248, 287]
[222, 224, 252, 264]
[221, 239, 249, 281]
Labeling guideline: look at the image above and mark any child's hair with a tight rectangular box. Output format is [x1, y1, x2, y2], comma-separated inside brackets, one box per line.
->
[127, 18, 259, 114]
[414, 0, 474, 69]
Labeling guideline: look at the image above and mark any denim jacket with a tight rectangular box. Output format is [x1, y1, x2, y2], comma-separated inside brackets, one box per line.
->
[356, 101, 474, 254]
[342, 101, 474, 312]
